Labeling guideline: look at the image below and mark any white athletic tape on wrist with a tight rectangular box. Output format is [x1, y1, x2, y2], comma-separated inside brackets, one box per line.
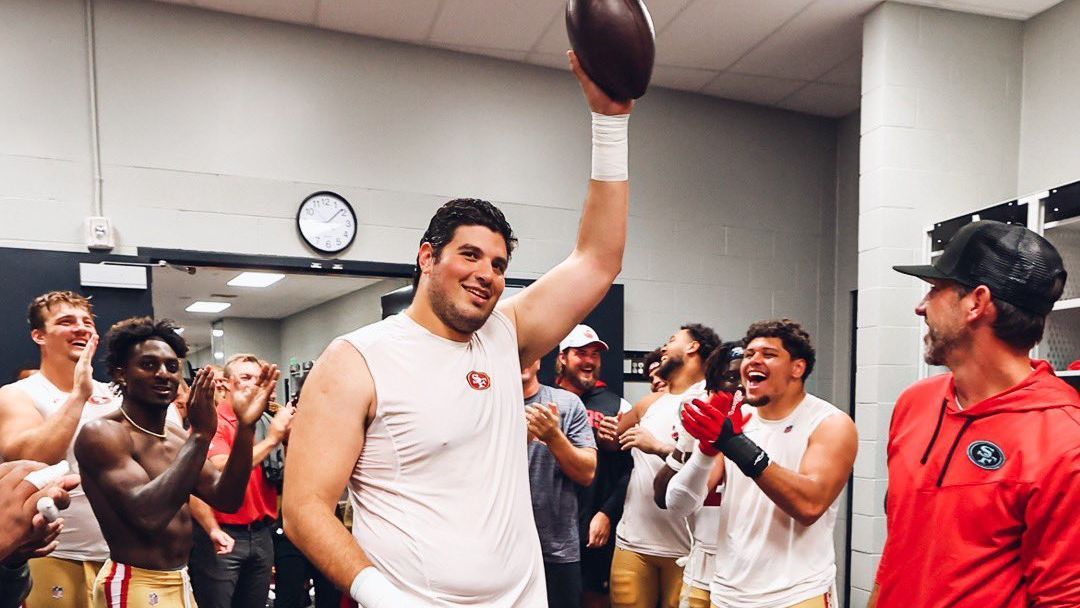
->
[350, 567, 412, 608]
[664, 452, 684, 472]
[24, 461, 70, 490]
[37, 497, 60, 523]
[591, 112, 629, 181]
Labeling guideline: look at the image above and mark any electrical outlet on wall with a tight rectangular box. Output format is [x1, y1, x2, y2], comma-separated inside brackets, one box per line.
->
[85, 216, 115, 251]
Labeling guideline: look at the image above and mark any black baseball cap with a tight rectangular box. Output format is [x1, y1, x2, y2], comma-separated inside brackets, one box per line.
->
[893, 220, 1067, 316]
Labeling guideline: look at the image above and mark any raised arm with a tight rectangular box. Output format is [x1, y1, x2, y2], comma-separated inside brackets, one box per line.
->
[282, 340, 407, 606]
[499, 53, 634, 367]
[0, 336, 98, 463]
[195, 365, 277, 512]
[753, 414, 857, 526]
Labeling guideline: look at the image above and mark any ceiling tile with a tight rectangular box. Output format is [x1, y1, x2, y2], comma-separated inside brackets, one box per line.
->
[316, 0, 442, 42]
[896, 0, 1064, 20]
[656, 0, 813, 70]
[818, 53, 862, 86]
[776, 82, 860, 117]
[429, 0, 563, 51]
[729, 0, 876, 81]
[191, 0, 317, 24]
[700, 72, 807, 106]
[434, 44, 530, 63]
[650, 65, 717, 92]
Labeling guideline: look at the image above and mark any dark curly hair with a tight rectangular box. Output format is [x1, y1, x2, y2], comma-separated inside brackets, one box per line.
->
[704, 340, 744, 393]
[681, 323, 720, 363]
[105, 317, 189, 393]
[744, 318, 815, 381]
[413, 198, 517, 288]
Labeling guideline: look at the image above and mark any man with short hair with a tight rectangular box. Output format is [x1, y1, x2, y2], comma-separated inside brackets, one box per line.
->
[555, 324, 632, 608]
[869, 220, 1080, 607]
[0, 291, 118, 608]
[522, 358, 597, 608]
[644, 348, 666, 393]
[653, 342, 743, 608]
[283, 53, 632, 607]
[679, 319, 857, 608]
[188, 354, 294, 608]
[74, 318, 274, 608]
[610, 324, 717, 608]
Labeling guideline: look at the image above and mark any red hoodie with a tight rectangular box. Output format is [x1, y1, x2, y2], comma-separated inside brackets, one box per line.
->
[876, 360, 1080, 607]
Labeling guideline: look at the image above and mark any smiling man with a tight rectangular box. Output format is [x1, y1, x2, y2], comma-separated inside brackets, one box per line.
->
[0, 291, 118, 608]
[74, 317, 277, 608]
[283, 52, 632, 607]
[680, 319, 857, 608]
[556, 324, 632, 608]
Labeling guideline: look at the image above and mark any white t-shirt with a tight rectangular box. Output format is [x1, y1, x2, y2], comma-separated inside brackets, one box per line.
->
[11, 373, 118, 562]
[339, 311, 546, 607]
[710, 393, 841, 608]
[615, 381, 706, 558]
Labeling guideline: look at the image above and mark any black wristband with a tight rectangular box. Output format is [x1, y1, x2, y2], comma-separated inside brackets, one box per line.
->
[713, 434, 770, 479]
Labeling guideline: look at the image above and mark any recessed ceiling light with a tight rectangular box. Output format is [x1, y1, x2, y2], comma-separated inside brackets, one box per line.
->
[214, 351, 224, 360]
[227, 272, 285, 288]
[186, 301, 231, 314]
[211, 329, 225, 337]
[174, 327, 185, 335]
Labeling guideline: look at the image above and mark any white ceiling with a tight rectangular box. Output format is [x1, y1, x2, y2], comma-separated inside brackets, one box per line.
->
[150, 0, 1062, 117]
[151, 266, 386, 349]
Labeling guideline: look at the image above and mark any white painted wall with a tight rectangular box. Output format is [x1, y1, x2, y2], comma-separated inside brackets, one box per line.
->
[221, 318, 282, 367]
[854, 3, 1023, 604]
[0, 0, 843, 407]
[279, 278, 408, 367]
[1018, 0, 1080, 195]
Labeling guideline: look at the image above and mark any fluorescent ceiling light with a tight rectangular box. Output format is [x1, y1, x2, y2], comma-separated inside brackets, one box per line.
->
[211, 329, 225, 337]
[227, 272, 285, 288]
[214, 351, 224, 360]
[186, 301, 231, 314]
[174, 327, 185, 335]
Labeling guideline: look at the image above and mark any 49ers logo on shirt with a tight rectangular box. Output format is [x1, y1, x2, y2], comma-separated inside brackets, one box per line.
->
[87, 395, 112, 406]
[466, 371, 492, 391]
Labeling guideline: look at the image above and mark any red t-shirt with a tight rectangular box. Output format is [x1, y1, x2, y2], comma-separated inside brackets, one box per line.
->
[208, 399, 279, 525]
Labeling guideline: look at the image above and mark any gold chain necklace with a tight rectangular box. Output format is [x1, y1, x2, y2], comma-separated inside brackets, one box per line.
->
[120, 407, 167, 439]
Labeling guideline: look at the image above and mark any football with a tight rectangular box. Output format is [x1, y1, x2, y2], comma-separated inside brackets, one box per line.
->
[566, 0, 656, 101]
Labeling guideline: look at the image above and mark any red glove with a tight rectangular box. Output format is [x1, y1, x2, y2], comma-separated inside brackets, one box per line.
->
[681, 392, 749, 456]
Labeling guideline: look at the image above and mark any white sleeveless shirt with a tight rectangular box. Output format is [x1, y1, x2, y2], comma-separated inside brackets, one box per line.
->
[710, 393, 841, 608]
[339, 311, 545, 607]
[10, 373, 119, 561]
[615, 381, 705, 558]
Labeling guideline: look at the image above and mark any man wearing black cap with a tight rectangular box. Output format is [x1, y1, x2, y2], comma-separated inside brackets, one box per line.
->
[870, 220, 1080, 607]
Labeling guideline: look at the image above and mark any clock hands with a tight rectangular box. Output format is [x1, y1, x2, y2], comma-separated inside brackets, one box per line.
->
[325, 208, 344, 223]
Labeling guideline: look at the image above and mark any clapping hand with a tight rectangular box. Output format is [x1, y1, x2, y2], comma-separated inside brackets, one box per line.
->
[231, 364, 281, 428]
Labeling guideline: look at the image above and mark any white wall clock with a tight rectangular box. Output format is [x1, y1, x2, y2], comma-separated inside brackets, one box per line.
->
[297, 191, 357, 255]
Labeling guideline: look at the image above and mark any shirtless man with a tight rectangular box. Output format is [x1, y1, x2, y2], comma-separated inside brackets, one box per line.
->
[283, 52, 632, 607]
[73, 317, 277, 608]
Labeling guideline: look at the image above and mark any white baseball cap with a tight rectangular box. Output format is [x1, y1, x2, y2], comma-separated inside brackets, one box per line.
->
[559, 324, 609, 352]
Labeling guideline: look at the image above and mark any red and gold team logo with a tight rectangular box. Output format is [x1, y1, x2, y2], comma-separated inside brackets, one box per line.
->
[88, 395, 112, 406]
[466, 371, 491, 391]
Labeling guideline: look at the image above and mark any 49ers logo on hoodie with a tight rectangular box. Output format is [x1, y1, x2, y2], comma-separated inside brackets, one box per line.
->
[967, 440, 1005, 470]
